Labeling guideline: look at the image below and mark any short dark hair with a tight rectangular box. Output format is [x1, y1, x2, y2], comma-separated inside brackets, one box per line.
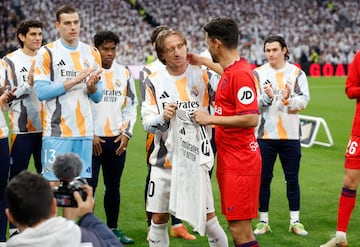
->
[155, 29, 187, 65]
[150, 25, 170, 44]
[264, 35, 290, 60]
[56, 4, 77, 22]
[6, 171, 53, 227]
[17, 19, 42, 48]
[204, 17, 238, 49]
[93, 31, 120, 48]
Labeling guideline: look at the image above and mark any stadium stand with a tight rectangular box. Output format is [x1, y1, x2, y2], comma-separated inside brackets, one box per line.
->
[1, 0, 360, 66]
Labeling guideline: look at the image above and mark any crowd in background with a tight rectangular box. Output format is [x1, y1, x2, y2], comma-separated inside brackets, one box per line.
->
[0, 0, 359, 66]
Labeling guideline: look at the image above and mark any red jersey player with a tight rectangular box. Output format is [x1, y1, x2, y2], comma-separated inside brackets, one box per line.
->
[321, 51, 360, 247]
[193, 17, 261, 247]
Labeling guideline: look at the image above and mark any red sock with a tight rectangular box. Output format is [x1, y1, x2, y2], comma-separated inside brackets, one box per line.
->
[337, 187, 356, 232]
[236, 241, 259, 247]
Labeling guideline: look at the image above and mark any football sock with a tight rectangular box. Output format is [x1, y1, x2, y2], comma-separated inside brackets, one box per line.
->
[290, 210, 300, 224]
[337, 187, 356, 232]
[206, 216, 228, 247]
[335, 231, 346, 240]
[259, 211, 268, 224]
[236, 241, 260, 247]
[149, 220, 169, 247]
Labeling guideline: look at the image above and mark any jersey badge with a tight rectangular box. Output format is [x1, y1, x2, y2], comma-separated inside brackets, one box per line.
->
[237, 86, 255, 105]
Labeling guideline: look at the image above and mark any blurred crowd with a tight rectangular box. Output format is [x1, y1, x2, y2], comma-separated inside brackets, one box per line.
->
[1, 0, 359, 66]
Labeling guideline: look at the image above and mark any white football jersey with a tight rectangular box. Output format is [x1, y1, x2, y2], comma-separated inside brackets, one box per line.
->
[4, 49, 42, 134]
[254, 62, 310, 140]
[0, 59, 9, 138]
[92, 62, 137, 137]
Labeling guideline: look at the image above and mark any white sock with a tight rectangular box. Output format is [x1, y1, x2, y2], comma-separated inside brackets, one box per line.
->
[149, 220, 169, 247]
[206, 216, 229, 247]
[9, 228, 19, 236]
[259, 212, 269, 224]
[336, 231, 346, 240]
[290, 210, 300, 224]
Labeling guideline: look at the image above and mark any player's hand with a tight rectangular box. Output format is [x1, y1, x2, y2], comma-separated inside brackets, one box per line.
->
[74, 184, 94, 218]
[86, 70, 102, 94]
[114, 134, 129, 156]
[28, 60, 35, 86]
[187, 52, 203, 67]
[163, 103, 177, 122]
[64, 67, 96, 90]
[193, 110, 211, 125]
[0, 88, 16, 104]
[282, 83, 291, 99]
[263, 84, 274, 99]
[92, 135, 105, 156]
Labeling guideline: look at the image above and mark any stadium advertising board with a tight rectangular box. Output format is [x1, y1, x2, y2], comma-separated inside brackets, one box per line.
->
[128, 63, 350, 80]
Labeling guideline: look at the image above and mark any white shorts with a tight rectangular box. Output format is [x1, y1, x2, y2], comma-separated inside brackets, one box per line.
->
[146, 166, 214, 214]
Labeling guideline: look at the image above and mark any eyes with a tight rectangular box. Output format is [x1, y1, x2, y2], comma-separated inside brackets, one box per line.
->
[164, 43, 185, 53]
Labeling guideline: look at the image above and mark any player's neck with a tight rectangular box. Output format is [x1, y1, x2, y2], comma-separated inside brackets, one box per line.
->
[220, 50, 240, 69]
[21, 47, 37, 56]
[60, 38, 78, 49]
[270, 60, 286, 70]
[166, 63, 187, 76]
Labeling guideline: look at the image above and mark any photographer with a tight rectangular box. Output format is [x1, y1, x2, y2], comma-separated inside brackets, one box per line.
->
[5, 170, 122, 247]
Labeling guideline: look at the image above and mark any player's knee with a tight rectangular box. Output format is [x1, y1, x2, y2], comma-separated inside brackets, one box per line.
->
[152, 213, 169, 225]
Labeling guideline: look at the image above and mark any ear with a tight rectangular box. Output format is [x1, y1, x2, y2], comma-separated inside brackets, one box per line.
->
[55, 21, 60, 30]
[18, 33, 25, 43]
[213, 38, 222, 48]
[5, 208, 17, 226]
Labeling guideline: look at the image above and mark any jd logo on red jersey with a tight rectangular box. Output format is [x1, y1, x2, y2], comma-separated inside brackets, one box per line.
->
[237, 86, 255, 105]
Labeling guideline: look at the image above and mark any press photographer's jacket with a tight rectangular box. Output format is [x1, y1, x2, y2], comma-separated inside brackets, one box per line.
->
[6, 213, 122, 247]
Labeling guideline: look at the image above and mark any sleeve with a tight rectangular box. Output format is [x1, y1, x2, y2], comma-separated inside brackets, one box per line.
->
[34, 79, 66, 101]
[3, 56, 33, 100]
[235, 70, 259, 115]
[89, 80, 103, 103]
[34, 46, 67, 101]
[141, 77, 169, 133]
[120, 69, 138, 138]
[0, 60, 8, 111]
[89, 47, 103, 103]
[346, 51, 360, 99]
[287, 69, 310, 111]
[139, 66, 151, 101]
[78, 213, 122, 247]
[253, 69, 273, 109]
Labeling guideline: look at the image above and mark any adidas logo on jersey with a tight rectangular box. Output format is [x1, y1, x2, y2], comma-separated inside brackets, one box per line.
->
[179, 127, 186, 135]
[20, 67, 28, 73]
[85, 166, 91, 173]
[57, 60, 66, 66]
[159, 91, 170, 99]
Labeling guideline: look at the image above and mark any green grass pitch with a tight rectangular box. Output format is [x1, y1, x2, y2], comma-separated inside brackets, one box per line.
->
[26, 76, 360, 246]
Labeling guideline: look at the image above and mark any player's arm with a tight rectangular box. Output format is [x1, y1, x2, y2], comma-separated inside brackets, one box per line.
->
[193, 110, 258, 128]
[141, 78, 175, 133]
[346, 51, 360, 99]
[187, 52, 223, 75]
[120, 71, 138, 139]
[285, 71, 310, 114]
[139, 67, 150, 104]
[253, 70, 274, 108]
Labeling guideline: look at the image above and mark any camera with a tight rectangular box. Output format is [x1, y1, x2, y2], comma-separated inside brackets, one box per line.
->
[53, 177, 87, 207]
